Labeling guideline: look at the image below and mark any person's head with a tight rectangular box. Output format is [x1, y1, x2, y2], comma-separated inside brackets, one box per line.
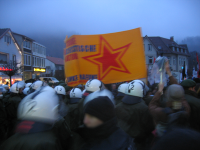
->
[151, 128, 200, 150]
[166, 84, 184, 110]
[10, 82, 24, 94]
[117, 83, 128, 97]
[181, 79, 196, 92]
[111, 84, 117, 90]
[18, 86, 60, 124]
[132, 80, 149, 97]
[122, 81, 143, 104]
[29, 81, 47, 94]
[69, 88, 82, 103]
[54, 85, 66, 100]
[104, 84, 112, 92]
[83, 79, 103, 98]
[195, 83, 200, 98]
[84, 96, 115, 128]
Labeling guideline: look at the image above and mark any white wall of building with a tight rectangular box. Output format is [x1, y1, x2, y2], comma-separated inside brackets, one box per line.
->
[143, 37, 157, 69]
[45, 59, 56, 75]
[0, 31, 22, 63]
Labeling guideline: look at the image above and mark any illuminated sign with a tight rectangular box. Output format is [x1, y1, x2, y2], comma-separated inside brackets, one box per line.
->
[0, 67, 13, 71]
[34, 68, 46, 72]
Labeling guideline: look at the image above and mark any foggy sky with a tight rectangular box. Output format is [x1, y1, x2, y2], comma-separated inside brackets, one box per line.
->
[0, 0, 200, 45]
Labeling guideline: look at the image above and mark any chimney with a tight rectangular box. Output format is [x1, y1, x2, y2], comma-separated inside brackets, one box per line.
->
[170, 36, 174, 41]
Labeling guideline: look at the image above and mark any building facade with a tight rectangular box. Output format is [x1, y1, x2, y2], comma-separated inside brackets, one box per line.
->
[45, 56, 64, 80]
[32, 42, 46, 78]
[13, 32, 34, 80]
[143, 35, 190, 72]
[0, 28, 23, 84]
[13, 32, 47, 80]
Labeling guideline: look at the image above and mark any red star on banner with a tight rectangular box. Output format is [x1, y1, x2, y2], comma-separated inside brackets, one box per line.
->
[83, 36, 132, 80]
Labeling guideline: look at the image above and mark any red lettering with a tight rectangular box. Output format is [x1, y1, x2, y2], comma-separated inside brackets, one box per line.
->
[65, 53, 78, 62]
[66, 38, 76, 48]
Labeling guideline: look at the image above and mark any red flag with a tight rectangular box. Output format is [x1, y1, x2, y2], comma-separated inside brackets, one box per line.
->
[196, 53, 200, 78]
[153, 57, 156, 64]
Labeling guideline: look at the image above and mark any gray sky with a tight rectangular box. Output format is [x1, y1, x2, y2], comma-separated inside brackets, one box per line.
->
[0, 0, 200, 41]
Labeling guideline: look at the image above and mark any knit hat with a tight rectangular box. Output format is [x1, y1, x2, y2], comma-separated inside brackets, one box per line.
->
[181, 79, 196, 88]
[84, 96, 115, 122]
[167, 84, 184, 102]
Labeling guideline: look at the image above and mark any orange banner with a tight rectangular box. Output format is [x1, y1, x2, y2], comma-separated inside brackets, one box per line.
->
[64, 28, 146, 87]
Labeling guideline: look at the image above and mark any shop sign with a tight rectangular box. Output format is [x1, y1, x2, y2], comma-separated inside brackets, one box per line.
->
[0, 67, 13, 71]
[34, 68, 46, 72]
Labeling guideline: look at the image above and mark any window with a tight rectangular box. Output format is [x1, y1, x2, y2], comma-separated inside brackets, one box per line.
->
[173, 57, 176, 65]
[181, 58, 184, 66]
[28, 55, 31, 65]
[35, 57, 37, 66]
[23, 41, 31, 49]
[13, 55, 16, 64]
[148, 56, 153, 64]
[33, 56, 35, 66]
[0, 53, 7, 64]
[175, 47, 177, 52]
[179, 57, 181, 66]
[41, 59, 43, 67]
[167, 57, 171, 65]
[32, 43, 35, 52]
[177, 48, 179, 52]
[24, 54, 31, 66]
[4, 36, 11, 44]
[183, 58, 185, 65]
[148, 44, 152, 51]
[172, 47, 175, 51]
[44, 59, 45, 67]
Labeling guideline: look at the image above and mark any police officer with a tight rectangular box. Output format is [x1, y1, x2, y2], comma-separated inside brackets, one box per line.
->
[115, 83, 128, 105]
[65, 88, 82, 130]
[0, 86, 71, 150]
[5, 82, 24, 137]
[115, 81, 154, 150]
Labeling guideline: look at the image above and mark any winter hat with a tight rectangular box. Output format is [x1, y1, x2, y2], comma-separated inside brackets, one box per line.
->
[167, 84, 184, 102]
[84, 96, 115, 122]
[181, 79, 196, 88]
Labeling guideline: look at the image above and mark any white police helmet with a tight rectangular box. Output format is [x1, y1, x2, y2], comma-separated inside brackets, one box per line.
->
[10, 82, 25, 94]
[70, 88, 82, 99]
[23, 87, 30, 95]
[84, 89, 115, 106]
[18, 86, 60, 124]
[54, 86, 66, 95]
[133, 80, 149, 96]
[31, 81, 46, 90]
[85, 79, 103, 92]
[26, 83, 32, 88]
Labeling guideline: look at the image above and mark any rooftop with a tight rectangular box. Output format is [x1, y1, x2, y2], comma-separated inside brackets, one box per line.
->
[46, 56, 64, 65]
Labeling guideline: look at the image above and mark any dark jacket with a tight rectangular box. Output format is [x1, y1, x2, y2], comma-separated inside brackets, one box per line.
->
[0, 121, 63, 150]
[5, 93, 22, 137]
[115, 100, 154, 139]
[184, 90, 200, 132]
[0, 98, 7, 144]
[65, 99, 81, 130]
[149, 91, 190, 125]
[76, 118, 135, 150]
[77, 98, 85, 126]
[149, 76, 190, 124]
[115, 95, 123, 105]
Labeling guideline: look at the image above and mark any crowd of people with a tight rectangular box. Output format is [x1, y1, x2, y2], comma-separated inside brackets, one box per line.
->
[1, 61, 200, 150]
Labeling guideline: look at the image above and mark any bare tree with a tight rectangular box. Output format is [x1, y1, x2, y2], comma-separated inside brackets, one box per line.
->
[1, 61, 23, 86]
